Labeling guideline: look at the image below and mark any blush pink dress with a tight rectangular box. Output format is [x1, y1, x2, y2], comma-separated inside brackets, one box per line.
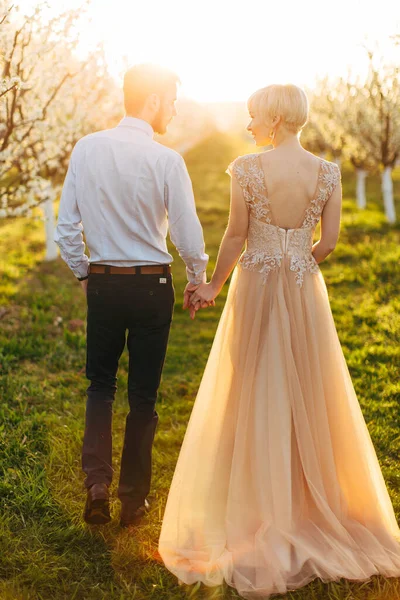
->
[158, 153, 400, 599]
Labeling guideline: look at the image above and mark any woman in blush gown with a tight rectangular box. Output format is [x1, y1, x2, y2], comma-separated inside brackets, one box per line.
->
[157, 83, 400, 599]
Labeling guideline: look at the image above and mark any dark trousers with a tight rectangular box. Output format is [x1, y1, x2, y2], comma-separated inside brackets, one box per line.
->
[82, 265, 174, 508]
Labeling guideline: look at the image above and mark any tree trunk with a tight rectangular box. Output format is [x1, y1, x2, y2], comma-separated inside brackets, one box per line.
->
[356, 169, 367, 209]
[381, 166, 396, 224]
[42, 199, 58, 261]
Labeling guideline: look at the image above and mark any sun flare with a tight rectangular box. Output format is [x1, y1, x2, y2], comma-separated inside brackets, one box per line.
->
[16, 0, 400, 102]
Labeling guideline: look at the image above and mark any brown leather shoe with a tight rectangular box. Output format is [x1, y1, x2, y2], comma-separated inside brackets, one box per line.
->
[120, 498, 150, 528]
[83, 483, 111, 525]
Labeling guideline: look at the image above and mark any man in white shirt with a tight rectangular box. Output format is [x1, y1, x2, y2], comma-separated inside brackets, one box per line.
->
[54, 63, 209, 527]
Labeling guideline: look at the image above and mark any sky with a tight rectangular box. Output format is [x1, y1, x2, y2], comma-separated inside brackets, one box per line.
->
[16, 0, 400, 102]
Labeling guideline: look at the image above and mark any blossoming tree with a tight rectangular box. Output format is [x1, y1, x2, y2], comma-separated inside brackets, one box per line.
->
[0, 1, 120, 258]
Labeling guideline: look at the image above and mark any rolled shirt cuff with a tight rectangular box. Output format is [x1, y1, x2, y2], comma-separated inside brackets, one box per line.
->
[68, 259, 89, 280]
[187, 268, 207, 286]
[54, 235, 90, 280]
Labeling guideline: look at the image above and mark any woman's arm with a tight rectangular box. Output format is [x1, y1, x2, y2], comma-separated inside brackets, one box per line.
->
[312, 177, 342, 264]
[189, 174, 248, 312]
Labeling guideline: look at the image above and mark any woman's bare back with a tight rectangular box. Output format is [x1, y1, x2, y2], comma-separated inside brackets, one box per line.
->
[258, 148, 323, 229]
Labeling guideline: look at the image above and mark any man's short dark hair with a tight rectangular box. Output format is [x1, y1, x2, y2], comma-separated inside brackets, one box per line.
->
[123, 63, 180, 114]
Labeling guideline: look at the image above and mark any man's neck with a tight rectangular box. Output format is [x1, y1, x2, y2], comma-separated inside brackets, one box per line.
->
[122, 115, 154, 137]
[126, 114, 152, 127]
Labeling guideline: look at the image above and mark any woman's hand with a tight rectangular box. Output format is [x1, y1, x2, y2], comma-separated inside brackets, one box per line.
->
[185, 168, 248, 321]
[190, 281, 219, 309]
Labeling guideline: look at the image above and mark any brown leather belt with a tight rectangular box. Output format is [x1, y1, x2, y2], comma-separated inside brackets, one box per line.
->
[89, 264, 171, 275]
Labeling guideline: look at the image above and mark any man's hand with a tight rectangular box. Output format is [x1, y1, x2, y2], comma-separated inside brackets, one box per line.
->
[183, 282, 200, 310]
[80, 279, 88, 296]
[183, 281, 215, 320]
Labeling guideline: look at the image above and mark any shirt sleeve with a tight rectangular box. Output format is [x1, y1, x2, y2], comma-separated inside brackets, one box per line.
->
[54, 146, 90, 280]
[164, 154, 209, 285]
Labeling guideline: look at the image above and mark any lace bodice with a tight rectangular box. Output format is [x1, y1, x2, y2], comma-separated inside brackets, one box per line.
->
[227, 154, 341, 286]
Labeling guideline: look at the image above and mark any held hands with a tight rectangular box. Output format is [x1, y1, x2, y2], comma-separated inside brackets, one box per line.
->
[183, 281, 219, 320]
[183, 281, 213, 320]
[183, 282, 200, 314]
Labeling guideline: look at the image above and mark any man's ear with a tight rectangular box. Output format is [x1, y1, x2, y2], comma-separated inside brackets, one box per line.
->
[148, 93, 161, 113]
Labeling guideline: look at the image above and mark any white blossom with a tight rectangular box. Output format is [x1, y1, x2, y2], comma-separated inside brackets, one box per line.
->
[0, 1, 121, 221]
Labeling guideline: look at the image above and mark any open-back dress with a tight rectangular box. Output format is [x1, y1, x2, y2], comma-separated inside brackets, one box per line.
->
[158, 153, 400, 599]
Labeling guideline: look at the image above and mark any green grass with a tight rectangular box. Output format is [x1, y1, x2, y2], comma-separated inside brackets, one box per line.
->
[0, 133, 400, 600]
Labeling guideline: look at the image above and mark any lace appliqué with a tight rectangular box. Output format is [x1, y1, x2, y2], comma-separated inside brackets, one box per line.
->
[228, 156, 338, 287]
[287, 228, 320, 286]
[239, 220, 319, 286]
[228, 155, 271, 223]
[239, 253, 282, 283]
[302, 161, 341, 229]
[289, 255, 319, 286]
[238, 218, 282, 283]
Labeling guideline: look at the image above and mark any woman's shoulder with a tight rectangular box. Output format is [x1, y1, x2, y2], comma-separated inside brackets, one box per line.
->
[318, 157, 342, 184]
[299, 151, 341, 184]
[226, 152, 260, 177]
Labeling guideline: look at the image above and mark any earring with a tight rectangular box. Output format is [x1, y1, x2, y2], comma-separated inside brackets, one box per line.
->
[269, 129, 275, 141]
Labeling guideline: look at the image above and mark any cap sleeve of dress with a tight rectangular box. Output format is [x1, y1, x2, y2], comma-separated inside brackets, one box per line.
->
[226, 155, 246, 178]
[226, 159, 236, 178]
[324, 162, 342, 203]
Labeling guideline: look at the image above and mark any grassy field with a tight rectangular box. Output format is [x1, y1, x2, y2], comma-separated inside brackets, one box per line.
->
[0, 133, 400, 600]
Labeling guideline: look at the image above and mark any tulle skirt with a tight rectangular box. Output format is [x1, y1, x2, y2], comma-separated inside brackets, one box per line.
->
[158, 260, 400, 599]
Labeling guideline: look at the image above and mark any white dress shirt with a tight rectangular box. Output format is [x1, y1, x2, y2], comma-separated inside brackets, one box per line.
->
[54, 116, 209, 284]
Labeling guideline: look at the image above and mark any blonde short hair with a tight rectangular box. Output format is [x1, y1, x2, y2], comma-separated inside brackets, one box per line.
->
[248, 84, 309, 134]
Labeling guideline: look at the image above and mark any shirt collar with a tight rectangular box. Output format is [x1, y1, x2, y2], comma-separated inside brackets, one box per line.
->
[117, 116, 154, 138]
